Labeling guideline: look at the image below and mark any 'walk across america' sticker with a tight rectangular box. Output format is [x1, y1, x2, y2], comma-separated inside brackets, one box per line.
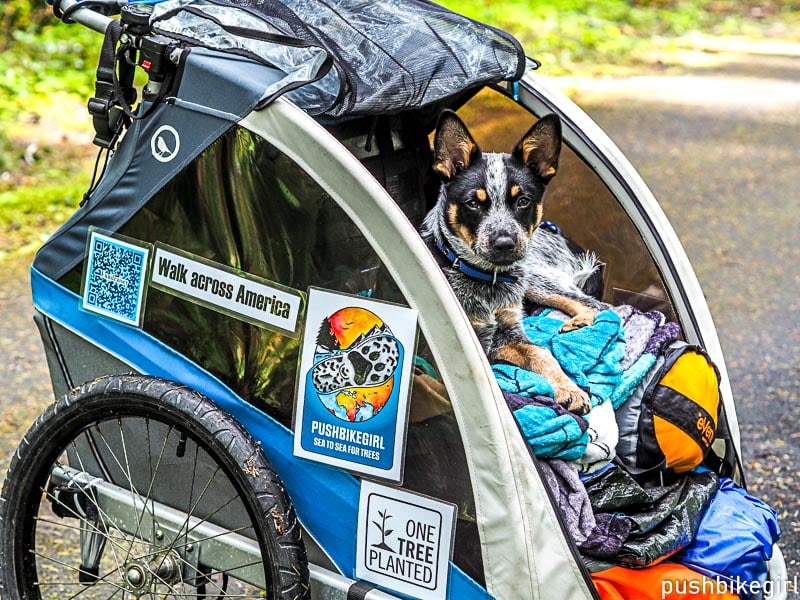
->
[150, 242, 303, 337]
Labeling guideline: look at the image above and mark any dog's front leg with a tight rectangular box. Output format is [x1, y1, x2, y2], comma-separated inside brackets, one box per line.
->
[469, 314, 499, 356]
[531, 292, 599, 333]
[491, 307, 591, 415]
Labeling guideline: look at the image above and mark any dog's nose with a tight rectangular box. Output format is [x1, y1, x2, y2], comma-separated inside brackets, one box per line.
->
[492, 235, 516, 253]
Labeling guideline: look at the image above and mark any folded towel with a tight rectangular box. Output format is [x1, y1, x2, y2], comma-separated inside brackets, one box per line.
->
[503, 391, 589, 461]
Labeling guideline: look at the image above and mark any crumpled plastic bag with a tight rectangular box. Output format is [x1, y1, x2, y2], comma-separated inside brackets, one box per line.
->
[674, 477, 780, 599]
[584, 466, 719, 567]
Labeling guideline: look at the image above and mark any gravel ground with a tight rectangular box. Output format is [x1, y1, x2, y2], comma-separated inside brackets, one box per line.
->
[0, 256, 53, 479]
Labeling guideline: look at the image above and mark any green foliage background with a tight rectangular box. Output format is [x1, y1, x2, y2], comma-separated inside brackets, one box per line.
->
[1, 0, 100, 254]
[439, 0, 800, 73]
[1, 0, 798, 255]
[2, 1, 98, 120]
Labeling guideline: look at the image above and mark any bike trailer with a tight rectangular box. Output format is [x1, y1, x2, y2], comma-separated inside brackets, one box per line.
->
[0, 0, 786, 598]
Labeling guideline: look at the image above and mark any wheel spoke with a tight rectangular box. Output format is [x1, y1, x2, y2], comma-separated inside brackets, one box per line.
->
[34, 516, 130, 546]
[128, 418, 172, 558]
[63, 440, 128, 574]
[31, 549, 129, 594]
[1, 377, 306, 599]
[40, 483, 131, 559]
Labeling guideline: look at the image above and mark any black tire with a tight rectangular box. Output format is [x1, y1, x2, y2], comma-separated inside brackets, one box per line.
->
[0, 375, 309, 599]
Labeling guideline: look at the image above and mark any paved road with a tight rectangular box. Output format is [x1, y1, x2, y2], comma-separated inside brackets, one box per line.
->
[571, 49, 800, 571]
[0, 44, 797, 584]
[0, 257, 53, 478]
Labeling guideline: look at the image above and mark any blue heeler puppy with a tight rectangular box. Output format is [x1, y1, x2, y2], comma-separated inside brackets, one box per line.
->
[421, 110, 606, 415]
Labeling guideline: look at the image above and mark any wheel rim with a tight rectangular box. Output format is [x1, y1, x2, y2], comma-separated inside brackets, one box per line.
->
[21, 410, 271, 599]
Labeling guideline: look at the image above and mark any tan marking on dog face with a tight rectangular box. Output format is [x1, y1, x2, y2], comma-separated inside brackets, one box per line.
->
[526, 205, 543, 238]
[447, 204, 476, 246]
[447, 203, 458, 226]
[455, 224, 476, 246]
[510, 184, 521, 198]
[476, 188, 488, 202]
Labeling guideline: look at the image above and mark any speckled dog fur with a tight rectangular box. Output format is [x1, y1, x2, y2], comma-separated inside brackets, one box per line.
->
[421, 110, 605, 415]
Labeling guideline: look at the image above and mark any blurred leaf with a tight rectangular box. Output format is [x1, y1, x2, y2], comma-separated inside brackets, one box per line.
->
[439, 0, 800, 74]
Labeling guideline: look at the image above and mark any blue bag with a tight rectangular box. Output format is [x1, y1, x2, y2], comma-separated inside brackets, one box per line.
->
[676, 477, 780, 598]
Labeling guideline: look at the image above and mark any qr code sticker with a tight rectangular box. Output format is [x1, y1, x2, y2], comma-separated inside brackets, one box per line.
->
[82, 231, 150, 326]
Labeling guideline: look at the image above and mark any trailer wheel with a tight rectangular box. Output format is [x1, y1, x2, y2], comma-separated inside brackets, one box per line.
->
[0, 375, 309, 600]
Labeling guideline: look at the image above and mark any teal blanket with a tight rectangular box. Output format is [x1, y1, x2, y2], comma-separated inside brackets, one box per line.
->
[494, 309, 626, 460]
[494, 307, 680, 464]
[494, 309, 626, 407]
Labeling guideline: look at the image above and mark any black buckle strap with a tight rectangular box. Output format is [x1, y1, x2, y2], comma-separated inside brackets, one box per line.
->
[88, 20, 136, 148]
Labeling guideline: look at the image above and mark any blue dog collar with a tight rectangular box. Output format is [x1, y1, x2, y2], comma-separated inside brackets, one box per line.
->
[538, 220, 562, 235]
[434, 238, 518, 285]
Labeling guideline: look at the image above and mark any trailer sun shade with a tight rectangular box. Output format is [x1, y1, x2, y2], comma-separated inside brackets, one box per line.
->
[150, 0, 528, 116]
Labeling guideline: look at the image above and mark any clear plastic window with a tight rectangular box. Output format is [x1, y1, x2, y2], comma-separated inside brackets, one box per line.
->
[112, 125, 484, 584]
[453, 87, 675, 319]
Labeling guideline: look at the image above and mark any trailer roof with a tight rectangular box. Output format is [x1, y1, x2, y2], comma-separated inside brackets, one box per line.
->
[149, 0, 529, 116]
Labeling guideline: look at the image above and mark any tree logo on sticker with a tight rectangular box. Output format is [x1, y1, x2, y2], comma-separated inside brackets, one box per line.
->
[310, 307, 401, 422]
[372, 509, 396, 552]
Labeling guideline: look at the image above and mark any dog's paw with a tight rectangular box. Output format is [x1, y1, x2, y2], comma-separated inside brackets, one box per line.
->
[554, 384, 591, 416]
[559, 309, 597, 333]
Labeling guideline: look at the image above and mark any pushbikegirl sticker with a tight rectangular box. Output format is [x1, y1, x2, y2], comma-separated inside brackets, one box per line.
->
[293, 288, 418, 482]
[81, 229, 152, 327]
[150, 242, 304, 337]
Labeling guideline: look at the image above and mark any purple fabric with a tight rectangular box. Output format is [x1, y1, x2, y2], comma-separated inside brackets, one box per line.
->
[579, 513, 634, 559]
[539, 458, 633, 559]
[644, 321, 682, 356]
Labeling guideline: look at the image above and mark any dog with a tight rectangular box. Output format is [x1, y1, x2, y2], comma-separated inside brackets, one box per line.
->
[420, 110, 606, 415]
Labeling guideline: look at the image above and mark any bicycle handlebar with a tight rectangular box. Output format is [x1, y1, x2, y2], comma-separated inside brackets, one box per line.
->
[50, 0, 117, 34]
[50, 0, 181, 149]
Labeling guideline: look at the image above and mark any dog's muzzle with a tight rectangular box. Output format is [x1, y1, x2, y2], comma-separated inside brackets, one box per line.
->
[484, 232, 526, 265]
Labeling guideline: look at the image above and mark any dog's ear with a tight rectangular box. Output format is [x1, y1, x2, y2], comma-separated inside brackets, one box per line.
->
[513, 114, 562, 183]
[432, 110, 481, 180]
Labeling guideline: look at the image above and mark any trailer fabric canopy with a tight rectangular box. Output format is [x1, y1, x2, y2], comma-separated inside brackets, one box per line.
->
[150, 0, 528, 116]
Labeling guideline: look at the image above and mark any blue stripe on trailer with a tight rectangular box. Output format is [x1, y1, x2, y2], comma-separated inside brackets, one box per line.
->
[30, 267, 492, 599]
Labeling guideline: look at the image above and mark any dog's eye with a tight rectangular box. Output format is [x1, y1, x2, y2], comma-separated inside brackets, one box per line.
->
[516, 197, 532, 209]
[465, 199, 480, 210]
